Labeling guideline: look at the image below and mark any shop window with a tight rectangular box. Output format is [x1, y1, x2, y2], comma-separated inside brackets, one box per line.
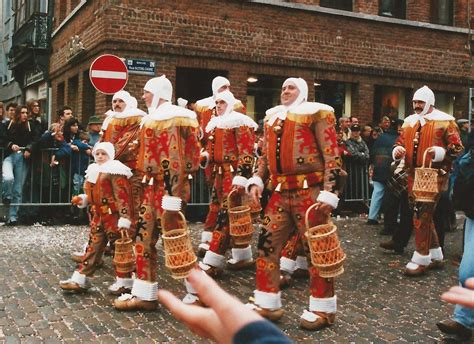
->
[82, 70, 96, 126]
[176, 67, 228, 105]
[314, 81, 351, 119]
[373, 86, 410, 123]
[56, 82, 65, 113]
[379, 0, 406, 19]
[435, 92, 455, 114]
[68, 75, 79, 115]
[319, 0, 352, 11]
[246, 74, 287, 122]
[432, 0, 453, 25]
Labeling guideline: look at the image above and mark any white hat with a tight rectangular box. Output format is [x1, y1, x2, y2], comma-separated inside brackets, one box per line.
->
[112, 90, 131, 104]
[128, 96, 138, 108]
[413, 85, 435, 106]
[413, 85, 435, 116]
[112, 90, 132, 112]
[214, 90, 236, 116]
[212, 76, 230, 96]
[92, 142, 115, 160]
[177, 97, 188, 108]
[144, 75, 173, 111]
[282, 77, 308, 109]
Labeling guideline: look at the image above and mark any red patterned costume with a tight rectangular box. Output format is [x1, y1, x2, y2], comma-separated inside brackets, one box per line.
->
[393, 86, 463, 276]
[101, 91, 146, 219]
[59, 142, 134, 293]
[114, 76, 201, 311]
[197, 90, 258, 274]
[195, 77, 247, 255]
[247, 78, 343, 331]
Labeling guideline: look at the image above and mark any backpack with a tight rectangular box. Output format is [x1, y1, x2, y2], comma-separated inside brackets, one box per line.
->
[452, 148, 474, 218]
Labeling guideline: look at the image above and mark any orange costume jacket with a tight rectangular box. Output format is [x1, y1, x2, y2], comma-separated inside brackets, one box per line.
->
[83, 170, 133, 227]
[253, 102, 342, 193]
[203, 111, 257, 179]
[395, 109, 463, 175]
[102, 111, 146, 170]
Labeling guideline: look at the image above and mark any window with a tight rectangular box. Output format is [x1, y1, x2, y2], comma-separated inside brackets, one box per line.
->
[373, 86, 410, 122]
[68, 75, 79, 114]
[319, 0, 352, 11]
[432, 0, 453, 25]
[246, 74, 287, 122]
[315, 81, 352, 119]
[379, 0, 406, 19]
[57, 82, 65, 112]
[15, 0, 26, 30]
[175, 67, 228, 104]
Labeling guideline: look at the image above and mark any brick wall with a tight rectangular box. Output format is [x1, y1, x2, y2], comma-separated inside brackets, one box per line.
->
[49, 0, 473, 121]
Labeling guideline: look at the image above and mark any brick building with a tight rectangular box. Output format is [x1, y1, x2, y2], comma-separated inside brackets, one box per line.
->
[50, 0, 473, 126]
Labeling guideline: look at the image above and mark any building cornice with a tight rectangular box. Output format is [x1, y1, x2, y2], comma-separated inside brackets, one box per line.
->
[248, 0, 472, 34]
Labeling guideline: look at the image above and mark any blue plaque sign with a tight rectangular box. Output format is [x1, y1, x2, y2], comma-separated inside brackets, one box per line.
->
[126, 59, 156, 76]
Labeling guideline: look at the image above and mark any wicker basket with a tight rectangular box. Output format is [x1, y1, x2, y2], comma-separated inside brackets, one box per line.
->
[113, 230, 136, 274]
[162, 228, 197, 279]
[304, 204, 345, 278]
[228, 190, 254, 246]
[412, 150, 439, 203]
[161, 209, 187, 234]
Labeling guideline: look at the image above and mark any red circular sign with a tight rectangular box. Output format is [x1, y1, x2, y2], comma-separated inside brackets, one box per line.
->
[89, 54, 128, 95]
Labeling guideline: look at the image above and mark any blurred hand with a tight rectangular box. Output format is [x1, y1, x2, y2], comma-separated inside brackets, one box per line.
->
[71, 144, 79, 152]
[312, 201, 333, 218]
[23, 151, 31, 159]
[71, 196, 83, 206]
[158, 269, 262, 343]
[393, 146, 406, 159]
[442, 278, 474, 308]
[249, 185, 262, 207]
[50, 156, 58, 167]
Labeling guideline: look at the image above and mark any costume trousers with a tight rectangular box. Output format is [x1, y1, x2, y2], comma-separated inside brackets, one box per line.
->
[130, 170, 144, 223]
[206, 170, 245, 254]
[408, 174, 446, 255]
[281, 231, 305, 261]
[256, 186, 334, 298]
[79, 210, 131, 278]
[203, 170, 232, 230]
[135, 179, 164, 282]
[412, 201, 440, 255]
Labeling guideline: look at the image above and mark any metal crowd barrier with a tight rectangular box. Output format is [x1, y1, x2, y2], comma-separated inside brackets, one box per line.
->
[0, 148, 212, 207]
[0, 147, 369, 207]
[342, 160, 371, 202]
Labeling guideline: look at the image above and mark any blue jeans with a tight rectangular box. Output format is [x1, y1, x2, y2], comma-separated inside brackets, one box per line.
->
[2, 152, 29, 221]
[72, 173, 84, 196]
[454, 217, 474, 329]
[368, 181, 385, 220]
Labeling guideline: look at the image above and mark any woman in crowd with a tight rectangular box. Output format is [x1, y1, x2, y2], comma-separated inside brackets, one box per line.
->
[2, 105, 34, 225]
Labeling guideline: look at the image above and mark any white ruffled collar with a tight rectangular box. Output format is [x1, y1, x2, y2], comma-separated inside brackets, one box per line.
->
[265, 102, 334, 126]
[404, 109, 455, 127]
[85, 160, 133, 183]
[205, 111, 258, 132]
[196, 96, 215, 109]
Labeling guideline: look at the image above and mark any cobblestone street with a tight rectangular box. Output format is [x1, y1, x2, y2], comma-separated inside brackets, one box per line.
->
[0, 216, 467, 343]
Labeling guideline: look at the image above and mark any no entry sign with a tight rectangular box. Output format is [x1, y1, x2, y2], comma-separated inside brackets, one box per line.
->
[89, 54, 128, 94]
